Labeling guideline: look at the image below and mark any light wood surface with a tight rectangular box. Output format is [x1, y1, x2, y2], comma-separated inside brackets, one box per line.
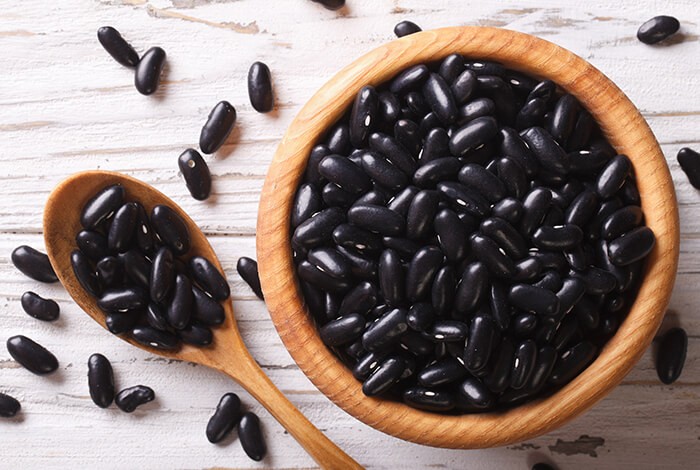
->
[42, 170, 361, 469]
[257, 25, 679, 449]
[1, 0, 698, 468]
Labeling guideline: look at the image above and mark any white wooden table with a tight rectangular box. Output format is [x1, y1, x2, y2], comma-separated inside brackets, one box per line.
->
[1, 0, 698, 468]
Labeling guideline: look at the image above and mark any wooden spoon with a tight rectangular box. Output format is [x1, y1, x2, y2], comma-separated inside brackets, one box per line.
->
[43, 170, 361, 470]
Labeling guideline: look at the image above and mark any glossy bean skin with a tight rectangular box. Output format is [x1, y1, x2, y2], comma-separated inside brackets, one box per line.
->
[532, 224, 584, 251]
[97, 26, 139, 67]
[449, 116, 499, 156]
[319, 314, 365, 346]
[508, 284, 559, 316]
[6, 335, 58, 375]
[190, 256, 230, 301]
[527, 346, 557, 392]
[348, 204, 404, 236]
[437, 181, 490, 217]
[455, 262, 489, 314]
[413, 157, 461, 188]
[146, 302, 170, 331]
[458, 164, 506, 203]
[87, 353, 115, 408]
[394, 20, 421, 37]
[521, 127, 570, 174]
[403, 386, 455, 412]
[484, 338, 514, 393]
[406, 246, 443, 301]
[362, 308, 408, 351]
[238, 412, 267, 461]
[361, 151, 408, 191]
[71, 250, 101, 297]
[596, 155, 632, 199]
[463, 314, 495, 373]
[369, 132, 417, 174]
[332, 224, 382, 256]
[549, 341, 597, 386]
[107, 202, 138, 252]
[96, 256, 122, 287]
[199, 101, 236, 154]
[637, 15, 680, 44]
[292, 207, 345, 248]
[362, 356, 406, 396]
[131, 326, 179, 350]
[428, 320, 468, 342]
[520, 188, 553, 235]
[179, 324, 213, 346]
[320, 155, 372, 195]
[470, 234, 516, 278]
[406, 303, 434, 332]
[349, 86, 378, 148]
[452, 70, 478, 105]
[150, 205, 190, 256]
[206, 393, 242, 443]
[178, 149, 211, 200]
[76, 230, 109, 261]
[496, 157, 528, 199]
[81, 184, 125, 229]
[565, 189, 599, 227]
[434, 209, 469, 263]
[548, 94, 579, 146]
[134, 47, 166, 95]
[492, 198, 524, 225]
[389, 64, 430, 95]
[601, 206, 643, 240]
[656, 327, 687, 384]
[480, 217, 528, 259]
[105, 312, 138, 335]
[248, 61, 274, 113]
[510, 340, 537, 389]
[21, 292, 59, 321]
[291, 184, 322, 229]
[458, 97, 496, 124]
[423, 73, 457, 124]
[406, 190, 440, 240]
[12, 245, 58, 283]
[458, 377, 494, 409]
[115, 385, 155, 412]
[98, 287, 147, 312]
[166, 274, 193, 330]
[607, 227, 656, 266]
[190, 286, 225, 327]
[431, 266, 455, 315]
[499, 127, 538, 177]
[555, 277, 587, 316]
[677, 147, 700, 189]
[150, 247, 175, 303]
[0, 392, 21, 418]
[120, 249, 151, 288]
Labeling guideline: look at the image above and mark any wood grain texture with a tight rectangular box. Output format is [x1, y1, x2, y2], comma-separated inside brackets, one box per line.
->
[0, 0, 699, 468]
[257, 25, 679, 449]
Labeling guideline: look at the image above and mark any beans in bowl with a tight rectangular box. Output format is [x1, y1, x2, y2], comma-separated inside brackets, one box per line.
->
[290, 54, 655, 413]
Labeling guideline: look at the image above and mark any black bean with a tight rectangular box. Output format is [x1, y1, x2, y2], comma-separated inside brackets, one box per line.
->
[129, 204, 154, 255]
[449, 70, 477, 106]
[405, 91, 429, 118]
[587, 198, 623, 241]
[311, 0, 345, 9]
[348, 204, 404, 236]
[131, 326, 179, 350]
[489, 282, 511, 331]
[386, 185, 419, 216]
[637, 16, 680, 44]
[98, 286, 147, 312]
[547, 94, 579, 146]
[76, 230, 109, 261]
[656, 327, 687, 385]
[389, 64, 430, 95]
[463, 314, 495, 373]
[421, 73, 457, 124]
[428, 320, 468, 343]
[677, 147, 700, 189]
[336, 246, 377, 280]
[533, 270, 562, 291]
[567, 110, 595, 151]
[134, 47, 166, 95]
[87, 353, 115, 408]
[437, 181, 490, 217]
[177, 148, 212, 200]
[368, 132, 417, 176]
[458, 97, 496, 124]
[81, 184, 125, 229]
[449, 116, 499, 156]
[236, 412, 267, 461]
[107, 202, 138, 252]
[115, 385, 155, 412]
[360, 150, 408, 191]
[147, 247, 173, 303]
[362, 308, 408, 351]
[532, 250, 569, 275]
[21, 292, 59, 322]
[492, 198, 524, 225]
[513, 257, 542, 282]
[298, 260, 352, 292]
[526, 346, 557, 392]
[527, 80, 555, 103]
[607, 226, 655, 266]
[206, 393, 242, 444]
[512, 312, 537, 338]
[295, 207, 345, 249]
[332, 224, 382, 256]
[420, 128, 450, 164]
[406, 246, 443, 301]
[96, 255, 122, 286]
[495, 157, 528, 199]
[165, 274, 192, 329]
[481, 217, 528, 260]
[120, 249, 151, 288]
[476, 75, 518, 123]
[565, 189, 599, 227]
[520, 127, 570, 174]
[405, 303, 434, 332]
[508, 284, 559, 316]
[601, 205, 643, 240]
[338, 282, 376, 316]
[362, 356, 405, 397]
[470, 233, 516, 278]
[549, 341, 597, 386]
[394, 20, 421, 37]
[510, 340, 537, 390]
[555, 277, 586, 316]
[417, 358, 466, 388]
[620, 178, 641, 206]
[515, 97, 547, 130]
[377, 91, 401, 131]
[413, 157, 461, 188]
[145, 302, 170, 330]
[319, 314, 364, 347]
[378, 249, 405, 306]
[433, 208, 468, 263]
[482, 337, 513, 393]
[12, 245, 58, 283]
[532, 224, 583, 251]
[0, 392, 21, 418]
[199, 101, 236, 154]
[150, 205, 190, 256]
[405, 190, 439, 240]
[431, 266, 455, 315]
[457, 164, 506, 203]
[575, 267, 617, 295]
[465, 61, 506, 77]
[394, 119, 422, 157]
[596, 155, 632, 199]
[6, 335, 58, 375]
[291, 184, 321, 230]
[455, 262, 489, 314]
[105, 312, 138, 335]
[188, 256, 229, 301]
[247, 61, 273, 113]
[97, 26, 139, 67]
[458, 377, 496, 410]
[573, 296, 600, 331]
[403, 386, 455, 411]
[499, 128, 538, 177]
[179, 324, 213, 346]
[349, 86, 378, 148]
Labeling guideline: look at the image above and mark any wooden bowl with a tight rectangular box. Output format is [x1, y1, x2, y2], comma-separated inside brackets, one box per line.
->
[256, 26, 679, 448]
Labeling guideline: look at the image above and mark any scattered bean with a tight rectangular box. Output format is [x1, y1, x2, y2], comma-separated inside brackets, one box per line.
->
[6, 335, 58, 375]
[134, 47, 166, 95]
[87, 353, 115, 408]
[115, 385, 155, 412]
[21, 292, 59, 321]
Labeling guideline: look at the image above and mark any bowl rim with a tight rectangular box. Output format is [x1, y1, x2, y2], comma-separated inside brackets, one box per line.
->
[256, 26, 679, 448]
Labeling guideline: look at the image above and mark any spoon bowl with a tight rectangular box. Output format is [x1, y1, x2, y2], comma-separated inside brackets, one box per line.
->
[43, 170, 361, 469]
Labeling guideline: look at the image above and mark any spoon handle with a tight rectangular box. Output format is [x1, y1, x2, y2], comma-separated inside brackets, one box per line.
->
[220, 353, 362, 469]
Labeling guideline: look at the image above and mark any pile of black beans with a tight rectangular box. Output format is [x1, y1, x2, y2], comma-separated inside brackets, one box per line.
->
[291, 54, 657, 412]
[72, 184, 230, 350]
